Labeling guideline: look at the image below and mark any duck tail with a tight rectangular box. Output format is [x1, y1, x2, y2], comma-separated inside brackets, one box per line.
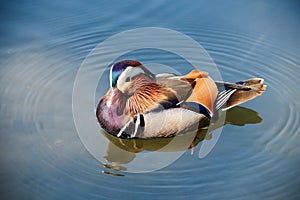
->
[215, 78, 267, 111]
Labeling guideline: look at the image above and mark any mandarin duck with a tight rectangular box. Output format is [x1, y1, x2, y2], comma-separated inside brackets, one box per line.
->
[96, 60, 266, 139]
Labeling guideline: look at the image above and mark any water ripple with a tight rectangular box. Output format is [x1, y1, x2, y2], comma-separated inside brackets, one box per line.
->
[1, 25, 299, 198]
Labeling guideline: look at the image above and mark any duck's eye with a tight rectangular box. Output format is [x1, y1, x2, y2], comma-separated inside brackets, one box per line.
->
[125, 77, 130, 82]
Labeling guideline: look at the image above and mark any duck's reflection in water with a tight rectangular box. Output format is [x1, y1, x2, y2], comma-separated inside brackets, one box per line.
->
[102, 106, 262, 174]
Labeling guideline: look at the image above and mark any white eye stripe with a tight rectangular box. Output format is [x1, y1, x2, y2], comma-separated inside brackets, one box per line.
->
[117, 67, 145, 93]
[124, 66, 144, 79]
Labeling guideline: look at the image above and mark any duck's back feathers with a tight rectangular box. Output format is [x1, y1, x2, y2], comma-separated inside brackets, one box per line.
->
[156, 70, 218, 116]
[156, 73, 193, 101]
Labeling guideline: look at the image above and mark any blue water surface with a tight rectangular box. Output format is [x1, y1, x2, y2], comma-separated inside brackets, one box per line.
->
[1, 0, 300, 199]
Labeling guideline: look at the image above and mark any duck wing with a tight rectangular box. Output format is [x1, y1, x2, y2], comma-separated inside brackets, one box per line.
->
[155, 73, 193, 102]
[156, 70, 218, 116]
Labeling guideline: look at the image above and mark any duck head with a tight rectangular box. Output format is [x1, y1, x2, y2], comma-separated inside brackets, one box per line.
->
[110, 60, 155, 96]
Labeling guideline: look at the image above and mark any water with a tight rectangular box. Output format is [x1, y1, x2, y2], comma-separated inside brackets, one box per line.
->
[1, 0, 300, 199]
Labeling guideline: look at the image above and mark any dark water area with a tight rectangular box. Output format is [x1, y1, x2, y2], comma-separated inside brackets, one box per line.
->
[1, 1, 300, 199]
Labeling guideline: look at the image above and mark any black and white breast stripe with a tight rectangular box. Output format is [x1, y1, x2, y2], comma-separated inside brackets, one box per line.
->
[117, 114, 145, 139]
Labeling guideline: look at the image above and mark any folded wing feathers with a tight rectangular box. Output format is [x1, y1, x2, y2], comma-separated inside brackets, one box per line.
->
[215, 88, 237, 110]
